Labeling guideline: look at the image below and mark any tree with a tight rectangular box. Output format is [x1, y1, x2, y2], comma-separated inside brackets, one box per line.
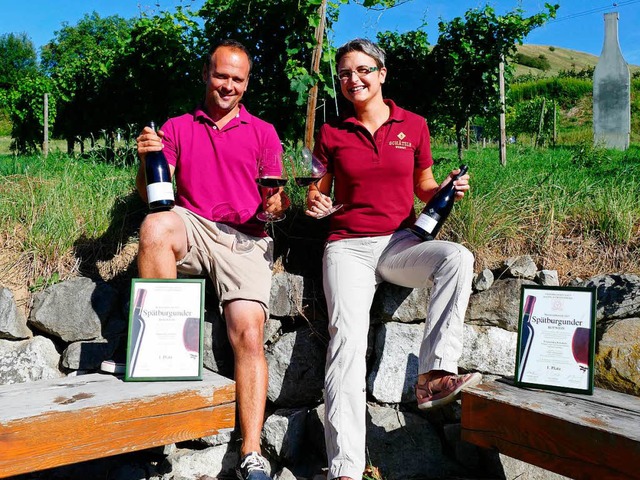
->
[198, 0, 339, 140]
[105, 6, 203, 134]
[377, 30, 431, 119]
[426, 3, 558, 159]
[4, 73, 56, 154]
[41, 13, 133, 153]
[0, 32, 37, 90]
[198, 0, 401, 140]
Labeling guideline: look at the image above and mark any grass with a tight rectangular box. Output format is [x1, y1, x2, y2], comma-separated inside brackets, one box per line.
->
[428, 143, 640, 277]
[0, 151, 143, 291]
[1, 140, 639, 297]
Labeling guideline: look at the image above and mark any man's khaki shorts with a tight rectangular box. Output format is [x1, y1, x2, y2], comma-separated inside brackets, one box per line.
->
[173, 206, 273, 316]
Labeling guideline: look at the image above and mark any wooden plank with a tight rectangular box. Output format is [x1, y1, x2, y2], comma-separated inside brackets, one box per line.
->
[461, 378, 640, 480]
[0, 371, 235, 478]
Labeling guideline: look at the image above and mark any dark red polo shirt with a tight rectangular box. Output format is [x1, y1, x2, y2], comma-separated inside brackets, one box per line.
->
[314, 100, 433, 241]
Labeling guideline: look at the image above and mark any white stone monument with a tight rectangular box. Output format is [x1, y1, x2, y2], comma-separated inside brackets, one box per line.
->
[593, 12, 630, 150]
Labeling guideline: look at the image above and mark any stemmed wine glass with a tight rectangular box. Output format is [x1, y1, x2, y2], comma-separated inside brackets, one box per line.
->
[289, 146, 343, 219]
[256, 149, 288, 222]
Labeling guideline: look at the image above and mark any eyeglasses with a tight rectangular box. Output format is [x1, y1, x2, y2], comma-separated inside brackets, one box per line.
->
[337, 66, 379, 82]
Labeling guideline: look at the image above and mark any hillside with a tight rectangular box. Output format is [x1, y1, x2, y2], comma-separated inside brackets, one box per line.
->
[513, 44, 640, 77]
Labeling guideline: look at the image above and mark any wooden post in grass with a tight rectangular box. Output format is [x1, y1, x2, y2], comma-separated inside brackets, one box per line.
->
[499, 60, 507, 166]
[536, 98, 547, 147]
[466, 120, 470, 150]
[553, 100, 557, 146]
[43, 93, 49, 157]
[304, 0, 327, 149]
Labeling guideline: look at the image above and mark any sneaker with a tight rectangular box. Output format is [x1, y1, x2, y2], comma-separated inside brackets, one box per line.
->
[416, 372, 482, 410]
[236, 451, 271, 480]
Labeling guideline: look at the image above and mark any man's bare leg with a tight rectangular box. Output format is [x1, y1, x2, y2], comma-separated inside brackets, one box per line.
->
[224, 299, 268, 455]
[137, 211, 188, 278]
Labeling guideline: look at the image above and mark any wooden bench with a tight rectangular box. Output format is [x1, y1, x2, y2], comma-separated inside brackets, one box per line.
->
[461, 377, 640, 480]
[0, 369, 235, 478]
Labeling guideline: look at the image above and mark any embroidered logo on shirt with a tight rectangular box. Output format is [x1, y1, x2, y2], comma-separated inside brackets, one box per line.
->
[389, 131, 412, 149]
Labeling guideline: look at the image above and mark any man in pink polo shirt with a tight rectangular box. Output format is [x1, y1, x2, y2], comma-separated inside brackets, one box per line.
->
[136, 39, 288, 480]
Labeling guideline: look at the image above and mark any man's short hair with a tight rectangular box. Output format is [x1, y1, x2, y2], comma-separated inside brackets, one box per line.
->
[205, 39, 253, 72]
[336, 38, 386, 69]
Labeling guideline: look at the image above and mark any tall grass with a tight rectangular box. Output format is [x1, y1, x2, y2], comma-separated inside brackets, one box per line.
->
[430, 144, 640, 268]
[0, 152, 140, 278]
[509, 77, 593, 107]
[1, 143, 638, 287]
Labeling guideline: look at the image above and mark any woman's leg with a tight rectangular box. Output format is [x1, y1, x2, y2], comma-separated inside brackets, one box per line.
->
[377, 230, 474, 375]
[323, 238, 384, 480]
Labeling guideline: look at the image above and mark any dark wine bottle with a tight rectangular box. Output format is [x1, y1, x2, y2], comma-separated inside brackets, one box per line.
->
[145, 121, 175, 211]
[411, 164, 468, 241]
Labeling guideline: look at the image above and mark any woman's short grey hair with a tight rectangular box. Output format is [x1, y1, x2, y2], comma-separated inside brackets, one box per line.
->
[336, 38, 386, 68]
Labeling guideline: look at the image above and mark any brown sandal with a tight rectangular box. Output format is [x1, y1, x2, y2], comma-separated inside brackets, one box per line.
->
[416, 372, 482, 410]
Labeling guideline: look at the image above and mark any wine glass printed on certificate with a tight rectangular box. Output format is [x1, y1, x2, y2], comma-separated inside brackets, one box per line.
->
[571, 327, 590, 373]
[256, 149, 287, 223]
[291, 147, 343, 219]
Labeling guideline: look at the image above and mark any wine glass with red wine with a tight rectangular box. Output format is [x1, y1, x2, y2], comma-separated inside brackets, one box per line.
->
[290, 147, 342, 219]
[256, 149, 287, 222]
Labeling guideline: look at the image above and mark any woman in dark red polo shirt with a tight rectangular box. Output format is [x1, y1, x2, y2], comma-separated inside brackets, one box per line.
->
[307, 38, 482, 480]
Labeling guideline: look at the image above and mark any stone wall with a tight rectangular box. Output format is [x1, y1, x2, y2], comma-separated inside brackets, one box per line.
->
[1, 255, 639, 480]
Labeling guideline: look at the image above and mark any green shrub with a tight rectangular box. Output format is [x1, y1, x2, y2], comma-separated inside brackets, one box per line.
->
[570, 141, 611, 169]
[514, 52, 551, 71]
[0, 110, 11, 136]
[510, 77, 593, 107]
[558, 66, 595, 80]
[508, 97, 555, 145]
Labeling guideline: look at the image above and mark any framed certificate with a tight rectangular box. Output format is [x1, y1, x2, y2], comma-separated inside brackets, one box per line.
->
[515, 285, 597, 394]
[125, 278, 205, 381]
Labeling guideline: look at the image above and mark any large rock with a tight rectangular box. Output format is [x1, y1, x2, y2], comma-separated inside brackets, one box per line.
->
[29, 277, 119, 342]
[366, 403, 471, 480]
[202, 310, 234, 378]
[503, 255, 538, 280]
[473, 269, 494, 291]
[460, 324, 518, 376]
[0, 287, 31, 340]
[584, 274, 640, 322]
[269, 272, 305, 317]
[371, 283, 430, 323]
[536, 269, 560, 286]
[262, 408, 308, 462]
[466, 278, 536, 331]
[368, 322, 424, 404]
[62, 338, 118, 371]
[499, 453, 570, 479]
[0, 336, 63, 384]
[595, 317, 640, 395]
[266, 326, 325, 407]
[160, 444, 240, 479]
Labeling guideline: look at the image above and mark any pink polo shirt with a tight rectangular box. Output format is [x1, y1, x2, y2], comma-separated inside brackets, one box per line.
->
[160, 105, 282, 238]
[314, 100, 433, 241]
